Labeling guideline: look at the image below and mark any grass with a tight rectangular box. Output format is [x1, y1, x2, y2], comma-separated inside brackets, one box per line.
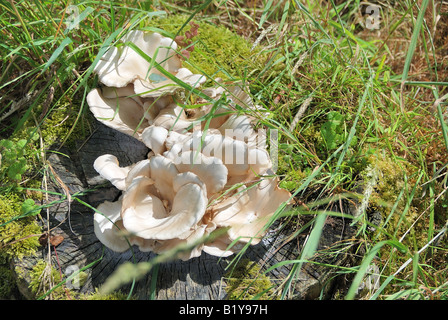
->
[0, 0, 447, 300]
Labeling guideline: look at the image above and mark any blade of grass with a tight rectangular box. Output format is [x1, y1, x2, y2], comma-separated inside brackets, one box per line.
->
[400, 0, 430, 88]
[345, 240, 408, 300]
[370, 220, 448, 300]
[280, 211, 327, 299]
[329, 0, 353, 57]
[41, 36, 73, 74]
[259, 0, 274, 27]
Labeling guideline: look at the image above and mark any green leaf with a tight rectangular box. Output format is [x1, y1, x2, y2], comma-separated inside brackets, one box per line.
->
[41, 36, 73, 74]
[321, 111, 345, 150]
[0, 139, 14, 149]
[21, 199, 41, 216]
[259, 0, 274, 27]
[16, 139, 27, 149]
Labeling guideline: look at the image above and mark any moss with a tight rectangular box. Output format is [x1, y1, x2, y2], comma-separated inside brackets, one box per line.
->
[37, 100, 94, 149]
[147, 14, 266, 82]
[82, 288, 132, 300]
[28, 260, 66, 299]
[76, 270, 88, 288]
[367, 154, 415, 213]
[0, 193, 41, 260]
[279, 167, 310, 192]
[370, 155, 408, 205]
[27, 260, 87, 300]
[23, 179, 44, 201]
[22, 260, 129, 300]
[225, 259, 277, 300]
[0, 265, 15, 298]
[361, 153, 428, 245]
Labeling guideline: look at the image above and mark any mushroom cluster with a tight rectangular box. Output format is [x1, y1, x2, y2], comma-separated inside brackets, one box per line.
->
[88, 29, 291, 260]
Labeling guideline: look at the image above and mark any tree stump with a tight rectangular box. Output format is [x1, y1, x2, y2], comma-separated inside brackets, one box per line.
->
[12, 121, 359, 300]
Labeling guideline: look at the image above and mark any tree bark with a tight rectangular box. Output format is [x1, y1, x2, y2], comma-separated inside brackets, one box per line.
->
[13, 121, 359, 300]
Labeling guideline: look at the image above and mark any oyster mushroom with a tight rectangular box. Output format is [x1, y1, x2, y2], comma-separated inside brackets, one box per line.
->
[94, 30, 205, 97]
[210, 176, 291, 245]
[133, 68, 205, 98]
[173, 150, 228, 195]
[94, 198, 158, 253]
[87, 85, 196, 143]
[120, 173, 208, 241]
[87, 87, 149, 138]
[88, 30, 293, 260]
[152, 104, 195, 131]
[93, 154, 133, 191]
[141, 126, 169, 155]
[93, 198, 133, 253]
[92, 151, 291, 258]
[93, 154, 212, 243]
[165, 130, 271, 186]
[195, 83, 267, 130]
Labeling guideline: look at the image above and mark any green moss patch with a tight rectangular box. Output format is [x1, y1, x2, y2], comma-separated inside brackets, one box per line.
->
[27, 260, 67, 299]
[225, 259, 277, 300]
[0, 193, 41, 260]
[147, 14, 266, 82]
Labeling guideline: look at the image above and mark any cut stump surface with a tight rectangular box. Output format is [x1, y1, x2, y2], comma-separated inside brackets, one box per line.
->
[13, 121, 359, 300]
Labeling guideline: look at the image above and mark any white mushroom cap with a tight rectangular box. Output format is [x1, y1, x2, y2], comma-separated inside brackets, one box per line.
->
[87, 88, 148, 138]
[153, 104, 193, 132]
[175, 130, 271, 182]
[149, 154, 179, 204]
[94, 199, 131, 252]
[226, 85, 256, 110]
[121, 176, 168, 238]
[141, 126, 169, 154]
[124, 158, 151, 187]
[202, 230, 238, 258]
[197, 216, 245, 258]
[142, 95, 174, 123]
[210, 177, 291, 245]
[164, 131, 192, 151]
[202, 244, 234, 257]
[93, 154, 133, 191]
[173, 150, 228, 196]
[94, 198, 163, 253]
[100, 84, 139, 100]
[197, 83, 270, 133]
[121, 171, 208, 240]
[149, 224, 209, 260]
[94, 31, 182, 88]
[94, 30, 205, 97]
[218, 114, 258, 148]
[198, 105, 232, 130]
